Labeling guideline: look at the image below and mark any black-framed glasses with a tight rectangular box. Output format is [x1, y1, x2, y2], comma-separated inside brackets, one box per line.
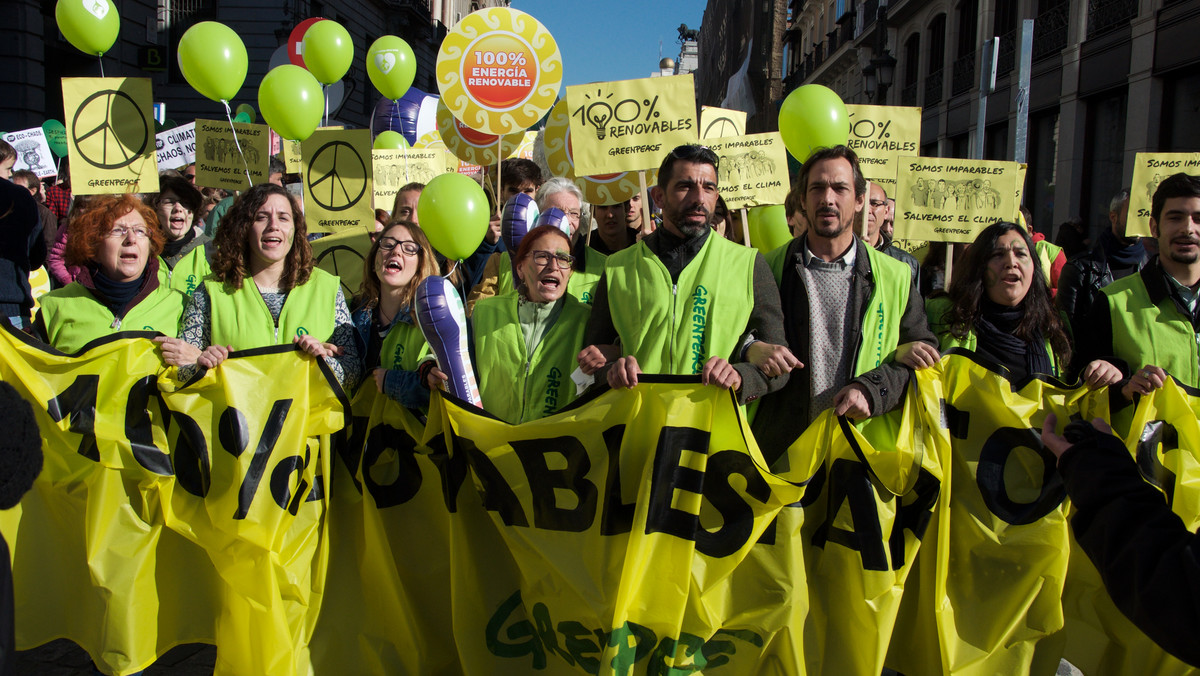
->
[379, 237, 421, 256]
[530, 250, 574, 269]
[869, 199, 888, 209]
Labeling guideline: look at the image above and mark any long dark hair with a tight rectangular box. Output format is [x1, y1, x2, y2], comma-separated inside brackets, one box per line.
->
[942, 221, 1072, 365]
[211, 183, 313, 291]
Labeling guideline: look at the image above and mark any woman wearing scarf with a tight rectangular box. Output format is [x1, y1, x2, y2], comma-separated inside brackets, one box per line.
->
[148, 175, 211, 296]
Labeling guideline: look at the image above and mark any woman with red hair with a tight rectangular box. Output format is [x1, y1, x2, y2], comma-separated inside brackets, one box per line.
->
[34, 194, 187, 353]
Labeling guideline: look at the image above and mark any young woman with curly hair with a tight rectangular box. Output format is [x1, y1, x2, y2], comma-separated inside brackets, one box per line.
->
[158, 183, 360, 387]
[34, 194, 187, 353]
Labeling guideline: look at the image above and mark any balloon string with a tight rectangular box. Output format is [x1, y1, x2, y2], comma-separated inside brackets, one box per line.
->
[222, 100, 254, 187]
[444, 259, 460, 279]
[98, 55, 105, 77]
[324, 86, 330, 127]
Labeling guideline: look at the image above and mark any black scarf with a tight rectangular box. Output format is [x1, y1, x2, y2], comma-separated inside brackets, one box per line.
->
[973, 299, 1052, 378]
[161, 227, 196, 261]
[90, 266, 146, 318]
[1099, 229, 1145, 272]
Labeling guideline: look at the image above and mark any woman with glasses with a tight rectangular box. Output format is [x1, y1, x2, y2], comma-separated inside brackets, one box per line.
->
[450, 224, 592, 423]
[148, 175, 211, 296]
[34, 194, 187, 352]
[352, 221, 439, 409]
[159, 183, 360, 387]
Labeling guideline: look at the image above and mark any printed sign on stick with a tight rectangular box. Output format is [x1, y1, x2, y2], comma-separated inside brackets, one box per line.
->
[302, 128, 374, 234]
[895, 157, 1022, 243]
[194, 119, 270, 190]
[63, 77, 159, 194]
[1127, 152, 1200, 237]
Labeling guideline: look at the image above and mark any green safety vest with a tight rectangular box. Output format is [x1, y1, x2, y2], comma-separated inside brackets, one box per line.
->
[472, 294, 592, 424]
[765, 240, 909, 375]
[1103, 272, 1199, 387]
[1034, 240, 1062, 286]
[606, 234, 755, 375]
[158, 245, 212, 297]
[498, 247, 607, 306]
[39, 282, 186, 354]
[925, 297, 1063, 378]
[205, 268, 340, 348]
[379, 318, 431, 372]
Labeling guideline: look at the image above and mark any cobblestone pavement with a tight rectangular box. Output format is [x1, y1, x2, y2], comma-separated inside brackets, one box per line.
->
[13, 640, 215, 675]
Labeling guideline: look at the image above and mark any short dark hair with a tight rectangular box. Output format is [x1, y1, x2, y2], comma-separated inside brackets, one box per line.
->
[398, 182, 425, 194]
[657, 145, 719, 190]
[10, 170, 38, 191]
[268, 155, 286, 178]
[1151, 173, 1200, 224]
[0, 140, 14, 165]
[796, 145, 866, 201]
[501, 158, 542, 192]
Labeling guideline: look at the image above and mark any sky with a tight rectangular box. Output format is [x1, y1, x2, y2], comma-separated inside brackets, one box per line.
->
[509, 0, 707, 87]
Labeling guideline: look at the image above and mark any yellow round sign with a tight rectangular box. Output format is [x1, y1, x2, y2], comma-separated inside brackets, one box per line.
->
[435, 99, 524, 166]
[412, 131, 462, 175]
[436, 8, 561, 135]
[543, 100, 640, 205]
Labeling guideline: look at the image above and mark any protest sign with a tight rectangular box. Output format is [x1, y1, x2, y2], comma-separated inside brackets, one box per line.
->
[435, 99, 524, 166]
[704, 133, 789, 209]
[894, 157, 1022, 243]
[2, 128, 56, 178]
[154, 121, 196, 170]
[281, 125, 343, 173]
[194, 119, 270, 190]
[542, 99, 640, 205]
[513, 130, 537, 160]
[1127, 152, 1200, 237]
[302, 129, 374, 234]
[435, 7, 561, 135]
[566, 74, 698, 176]
[699, 105, 747, 139]
[845, 104, 921, 194]
[63, 78, 159, 194]
[372, 149, 445, 210]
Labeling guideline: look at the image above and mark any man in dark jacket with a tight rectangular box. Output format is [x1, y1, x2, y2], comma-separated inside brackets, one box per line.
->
[1057, 189, 1150, 337]
[0, 170, 45, 330]
[749, 146, 937, 464]
[861, 181, 919, 287]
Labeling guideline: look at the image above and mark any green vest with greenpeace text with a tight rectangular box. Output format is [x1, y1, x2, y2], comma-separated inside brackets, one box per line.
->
[158, 245, 212, 298]
[39, 282, 186, 354]
[472, 294, 591, 424]
[205, 268, 340, 348]
[380, 318, 430, 372]
[606, 234, 755, 375]
[1103, 271, 1199, 388]
[765, 240, 908, 375]
[499, 247, 607, 306]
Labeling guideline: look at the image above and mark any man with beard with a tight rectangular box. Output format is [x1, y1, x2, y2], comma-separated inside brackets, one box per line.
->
[578, 144, 791, 404]
[1078, 173, 1200, 396]
[1057, 189, 1151, 338]
[749, 145, 937, 464]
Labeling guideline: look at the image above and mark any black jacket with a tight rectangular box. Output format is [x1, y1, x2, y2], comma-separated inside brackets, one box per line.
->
[750, 237, 937, 465]
[1058, 421, 1200, 667]
[1057, 237, 1150, 338]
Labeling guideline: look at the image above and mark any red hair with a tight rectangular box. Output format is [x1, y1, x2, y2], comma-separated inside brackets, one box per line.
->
[64, 194, 164, 267]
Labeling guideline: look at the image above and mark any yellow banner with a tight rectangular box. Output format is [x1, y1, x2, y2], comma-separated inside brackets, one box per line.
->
[371, 149, 444, 211]
[412, 130, 466, 175]
[301, 129, 375, 234]
[543, 99, 641, 205]
[63, 77, 159, 195]
[705, 133, 789, 209]
[281, 125, 344, 174]
[845, 104, 921, 194]
[1127, 152, 1200, 237]
[566, 75, 699, 176]
[0, 327, 343, 676]
[699, 106, 747, 140]
[194, 119, 270, 191]
[894, 157, 1022, 243]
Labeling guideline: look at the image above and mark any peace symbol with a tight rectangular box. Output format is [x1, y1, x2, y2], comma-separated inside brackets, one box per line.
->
[71, 90, 149, 170]
[306, 141, 367, 212]
[703, 116, 741, 140]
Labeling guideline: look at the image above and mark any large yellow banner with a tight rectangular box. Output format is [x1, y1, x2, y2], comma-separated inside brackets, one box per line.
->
[63, 78, 159, 195]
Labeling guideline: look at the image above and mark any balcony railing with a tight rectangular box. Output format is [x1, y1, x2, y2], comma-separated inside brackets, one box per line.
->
[1034, 2, 1070, 60]
[951, 53, 976, 95]
[901, 82, 919, 106]
[997, 29, 1016, 74]
[924, 68, 944, 106]
[1087, 0, 1137, 38]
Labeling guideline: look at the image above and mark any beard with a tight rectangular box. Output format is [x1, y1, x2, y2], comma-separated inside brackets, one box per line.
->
[664, 200, 711, 238]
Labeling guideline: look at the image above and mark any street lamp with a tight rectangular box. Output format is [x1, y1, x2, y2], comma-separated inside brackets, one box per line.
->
[862, 6, 897, 105]
[863, 63, 877, 102]
[871, 51, 897, 104]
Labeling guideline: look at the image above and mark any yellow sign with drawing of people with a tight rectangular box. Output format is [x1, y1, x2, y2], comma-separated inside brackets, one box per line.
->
[705, 133, 789, 209]
[372, 149, 444, 211]
[895, 157, 1022, 243]
[62, 77, 159, 195]
[1127, 152, 1200, 237]
[194, 119, 270, 191]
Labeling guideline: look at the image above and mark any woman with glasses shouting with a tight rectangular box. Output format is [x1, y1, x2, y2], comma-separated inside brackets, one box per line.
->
[436, 224, 592, 424]
[34, 194, 187, 353]
[352, 220, 440, 410]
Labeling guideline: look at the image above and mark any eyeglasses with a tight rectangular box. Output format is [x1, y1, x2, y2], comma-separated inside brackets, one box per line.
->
[107, 226, 150, 239]
[160, 197, 190, 210]
[379, 237, 421, 256]
[530, 250, 574, 269]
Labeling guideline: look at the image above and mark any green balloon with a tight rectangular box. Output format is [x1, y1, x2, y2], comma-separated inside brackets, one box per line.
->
[258, 65, 324, 141]
[418, 173, 490, 260]
[366, 36, 417, 100]
[235, 104, 257, 124]
[373, 131, 408, 150]
[233, 112, 252, 124]
[178, 22, 248, 102]
[747, 205, 792, 253]
[302, 20, 353, 86]
[778, 84, 849, 163]
[42, 120, 68, 157]
[55, 0, 119, 56]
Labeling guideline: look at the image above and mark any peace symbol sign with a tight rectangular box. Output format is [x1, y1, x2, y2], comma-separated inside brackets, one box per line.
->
[306, 141, 367, 212]
[71, 90, 149, 170]
[314, 244, 365, 297]
[703, 116, 741, 140]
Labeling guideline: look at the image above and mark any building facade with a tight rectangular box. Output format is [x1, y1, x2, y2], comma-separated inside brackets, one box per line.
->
[1, 0, 505, 138]
[696, 0, 790, 133]
[779, 0, 1200, 237]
